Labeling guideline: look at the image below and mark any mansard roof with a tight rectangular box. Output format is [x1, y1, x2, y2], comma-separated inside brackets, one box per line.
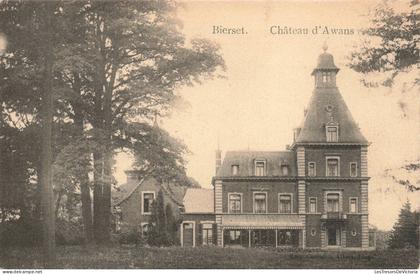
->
[217, 150, 297, 177]
[295, 86, 368, 144]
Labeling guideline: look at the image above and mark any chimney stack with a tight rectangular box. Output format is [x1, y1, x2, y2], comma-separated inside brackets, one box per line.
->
[215, 149, 222, 175]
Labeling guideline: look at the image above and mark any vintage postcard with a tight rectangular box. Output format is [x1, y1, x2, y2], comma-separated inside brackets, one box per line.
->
[0, 0, 418, 271]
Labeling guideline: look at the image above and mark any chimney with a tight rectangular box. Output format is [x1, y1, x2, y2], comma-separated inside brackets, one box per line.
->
[215, 149, 222, 175]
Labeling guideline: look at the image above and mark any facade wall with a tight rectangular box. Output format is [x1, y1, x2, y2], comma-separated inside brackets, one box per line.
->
[221, 181, 298, 213]
[345, 214, 362, 247]
[119, 179, 181, 233]
[306, 215, 322, 247]
[305, 147, 361, 178]
[305, 181, 361, 214]
[181, 214, 216, 246]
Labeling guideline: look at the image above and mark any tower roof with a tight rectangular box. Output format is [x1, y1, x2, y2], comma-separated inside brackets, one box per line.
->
[311, 44, 339, 75]
[296, 50, 368, 145]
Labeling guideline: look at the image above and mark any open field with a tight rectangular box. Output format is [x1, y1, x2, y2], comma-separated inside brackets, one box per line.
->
[1, 246, 418, 269]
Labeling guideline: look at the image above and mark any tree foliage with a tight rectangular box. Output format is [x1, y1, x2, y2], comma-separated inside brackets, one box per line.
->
[388, 201, 419, 249]
[348, 0, 419, 192]
[147, 190, 178, 246]
[0, 0, 225, 245]
[348, 0, 419, 87]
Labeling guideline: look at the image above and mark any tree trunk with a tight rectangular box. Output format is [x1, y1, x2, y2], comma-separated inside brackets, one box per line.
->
[93, 151, 106, 243]
[39, 2, 56, 266]
[73, 74, 94, 244]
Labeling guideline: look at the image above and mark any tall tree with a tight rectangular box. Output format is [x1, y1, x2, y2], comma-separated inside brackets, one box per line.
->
[388, 201, 419, 249]
[0, 0, 225, 246]
[0, 1, 61, 265]
[39, 2, 56, 263]
[348, 0, 419, 192]
[70, 0, 225, 242]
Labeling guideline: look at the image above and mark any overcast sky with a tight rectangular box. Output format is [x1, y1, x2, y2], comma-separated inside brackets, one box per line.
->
[115, 1, 419, 230]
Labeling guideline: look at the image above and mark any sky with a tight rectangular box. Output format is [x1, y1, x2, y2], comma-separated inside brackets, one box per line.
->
[115, 0, 419, 230]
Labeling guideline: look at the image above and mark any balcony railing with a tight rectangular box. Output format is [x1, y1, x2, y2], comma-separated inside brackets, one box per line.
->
[321, 212, 347, 220]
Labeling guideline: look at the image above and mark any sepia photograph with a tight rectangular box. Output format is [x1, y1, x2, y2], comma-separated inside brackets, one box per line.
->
[0, 0, 419, 271]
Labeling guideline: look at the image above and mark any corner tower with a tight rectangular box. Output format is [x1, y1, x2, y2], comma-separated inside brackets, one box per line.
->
[294, 45, 370, 250]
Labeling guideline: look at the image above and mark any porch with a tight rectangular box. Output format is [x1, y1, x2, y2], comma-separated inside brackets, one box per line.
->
[221, 214, 304, 248]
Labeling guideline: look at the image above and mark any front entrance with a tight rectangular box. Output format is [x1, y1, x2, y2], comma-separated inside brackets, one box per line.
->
[327, 226, 341, 246]
[182, 222, 194, 247]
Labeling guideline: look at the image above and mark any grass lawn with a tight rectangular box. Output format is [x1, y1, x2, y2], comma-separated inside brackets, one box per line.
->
[1, 245, 418, 269]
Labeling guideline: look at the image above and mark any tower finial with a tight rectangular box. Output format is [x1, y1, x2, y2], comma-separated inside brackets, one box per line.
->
[322, 41, 328, 52]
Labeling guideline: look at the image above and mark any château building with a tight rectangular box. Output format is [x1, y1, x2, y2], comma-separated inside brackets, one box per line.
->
[180, 46, 372, 249]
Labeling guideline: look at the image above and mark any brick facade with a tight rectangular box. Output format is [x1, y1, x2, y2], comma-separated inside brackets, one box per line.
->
[180, 48, 371, 250]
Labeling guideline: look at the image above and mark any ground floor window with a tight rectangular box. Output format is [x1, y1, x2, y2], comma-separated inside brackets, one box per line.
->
[252, 230, 276, 247]
[277, 230, 299, 246]
[223, 229, 249, 247]
[202, 223, 213, 246]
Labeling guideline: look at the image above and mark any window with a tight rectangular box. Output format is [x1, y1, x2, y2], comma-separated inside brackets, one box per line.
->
[326, 157, 340, 176]
[350, 162, 357, 177]
[279, 194, 292, 213]
[277, 230, 299, 246]
[142, 192, 155, 215]
[281, 165, 289, 176]
[311, 229, 317, 236]
[253, 192, 267, 213]
[309, 197, 317, 213]
[202, 223, 213, 246]
[308, 162, 316, 177]
[349, 197, 358, 213]
[326, 126, 338, 142]
[327, 193, 340, 212]
[232, 165, 239, 175]
[229, 193, 242, 213]
[255, 160, 266, 176]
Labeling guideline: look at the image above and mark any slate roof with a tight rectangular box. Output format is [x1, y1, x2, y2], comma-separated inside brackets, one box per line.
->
[217, 151, 297, 177]
[183, 188, 214, 214]
[311, 52, 339, 74]
[296, 51, 368, 144]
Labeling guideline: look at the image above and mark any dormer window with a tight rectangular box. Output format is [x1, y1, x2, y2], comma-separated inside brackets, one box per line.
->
[281, 165, 289, 176]
[254, 160, 266, 176]
[326, 126, 338, 142]
[232, 165, 239, 175]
